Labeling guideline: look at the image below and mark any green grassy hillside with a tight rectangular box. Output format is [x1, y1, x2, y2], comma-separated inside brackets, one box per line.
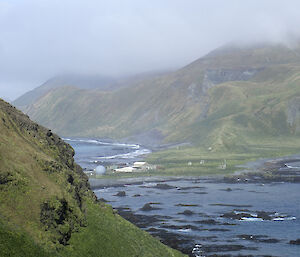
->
[0, 99, 185, 257]
[12, 74, 116, 109]
[21, 43, 300, 151]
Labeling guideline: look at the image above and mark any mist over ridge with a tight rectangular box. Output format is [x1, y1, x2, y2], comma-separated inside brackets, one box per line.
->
[1, 0, 300, 99]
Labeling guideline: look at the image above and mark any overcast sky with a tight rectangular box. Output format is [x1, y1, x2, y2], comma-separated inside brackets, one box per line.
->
[1, 0, 300, 100]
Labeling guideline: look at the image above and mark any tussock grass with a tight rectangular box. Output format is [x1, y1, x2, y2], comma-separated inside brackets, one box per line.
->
[0, 99, 186, 257]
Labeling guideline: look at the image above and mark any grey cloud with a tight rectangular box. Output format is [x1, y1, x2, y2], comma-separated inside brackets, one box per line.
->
[1, 0, 300, 99]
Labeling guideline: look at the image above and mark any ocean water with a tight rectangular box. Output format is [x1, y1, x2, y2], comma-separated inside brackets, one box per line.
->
[95, 180, 300, 257]
[64, 138, 151, 170]
[65, 138, 300, 256]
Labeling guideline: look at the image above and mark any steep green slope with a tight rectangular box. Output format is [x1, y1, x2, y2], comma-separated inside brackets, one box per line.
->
[22, 43, 300, 151]
[179, 64, 300, 148]
[13, 74, 116, 109]
[0, 99, 185, 257]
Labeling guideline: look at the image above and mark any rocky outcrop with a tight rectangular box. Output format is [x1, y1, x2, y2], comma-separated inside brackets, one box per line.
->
[140, 203, 161, 211]
[0, 98, 187, 257]
[0, 99, 94, 248]
[40, 197, 86, 246]
[205, 67, 263, 84]
[287, 96, 300, 133]
[115, 191, 126, 197]
[289, 239, 300, 245]
[188, 67, 263, 101]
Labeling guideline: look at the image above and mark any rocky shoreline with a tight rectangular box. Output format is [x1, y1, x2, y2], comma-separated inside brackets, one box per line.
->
[90, 154, 300, 190]
[114, 207, 270, 257]
[92, 155, 300, 257]
[224, 156, 300, 184]
[112, 200, 299, 257]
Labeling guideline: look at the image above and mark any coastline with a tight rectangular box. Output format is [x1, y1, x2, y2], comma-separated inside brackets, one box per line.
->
[89, 176, 209, 189]
[89, 153, 300, 189]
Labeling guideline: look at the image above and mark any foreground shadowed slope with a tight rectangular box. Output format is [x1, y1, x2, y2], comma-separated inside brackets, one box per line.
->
[0, 99, 185, 257]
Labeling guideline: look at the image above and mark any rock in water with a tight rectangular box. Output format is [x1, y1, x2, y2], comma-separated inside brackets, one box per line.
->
[115, 191, 126, 197]
[289, 239, 300, 245]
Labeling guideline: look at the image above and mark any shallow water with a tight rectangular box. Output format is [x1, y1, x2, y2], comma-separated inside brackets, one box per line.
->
[95, 180, 300, 257]
[66, 138, 300, 256]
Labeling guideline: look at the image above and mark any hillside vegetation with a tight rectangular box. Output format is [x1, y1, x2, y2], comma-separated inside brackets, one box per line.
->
[13, 43, 300, 173]
[0, 99, 185, 257]
[12, 74, 116, 109]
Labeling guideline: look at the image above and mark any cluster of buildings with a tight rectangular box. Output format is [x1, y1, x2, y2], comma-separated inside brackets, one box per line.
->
[90, 161, 157, 176]
[111, 161, 156, 173]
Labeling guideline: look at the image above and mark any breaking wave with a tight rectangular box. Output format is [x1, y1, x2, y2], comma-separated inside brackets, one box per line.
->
[63, 138, 140, 149]
[95, 148, 152, 160]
